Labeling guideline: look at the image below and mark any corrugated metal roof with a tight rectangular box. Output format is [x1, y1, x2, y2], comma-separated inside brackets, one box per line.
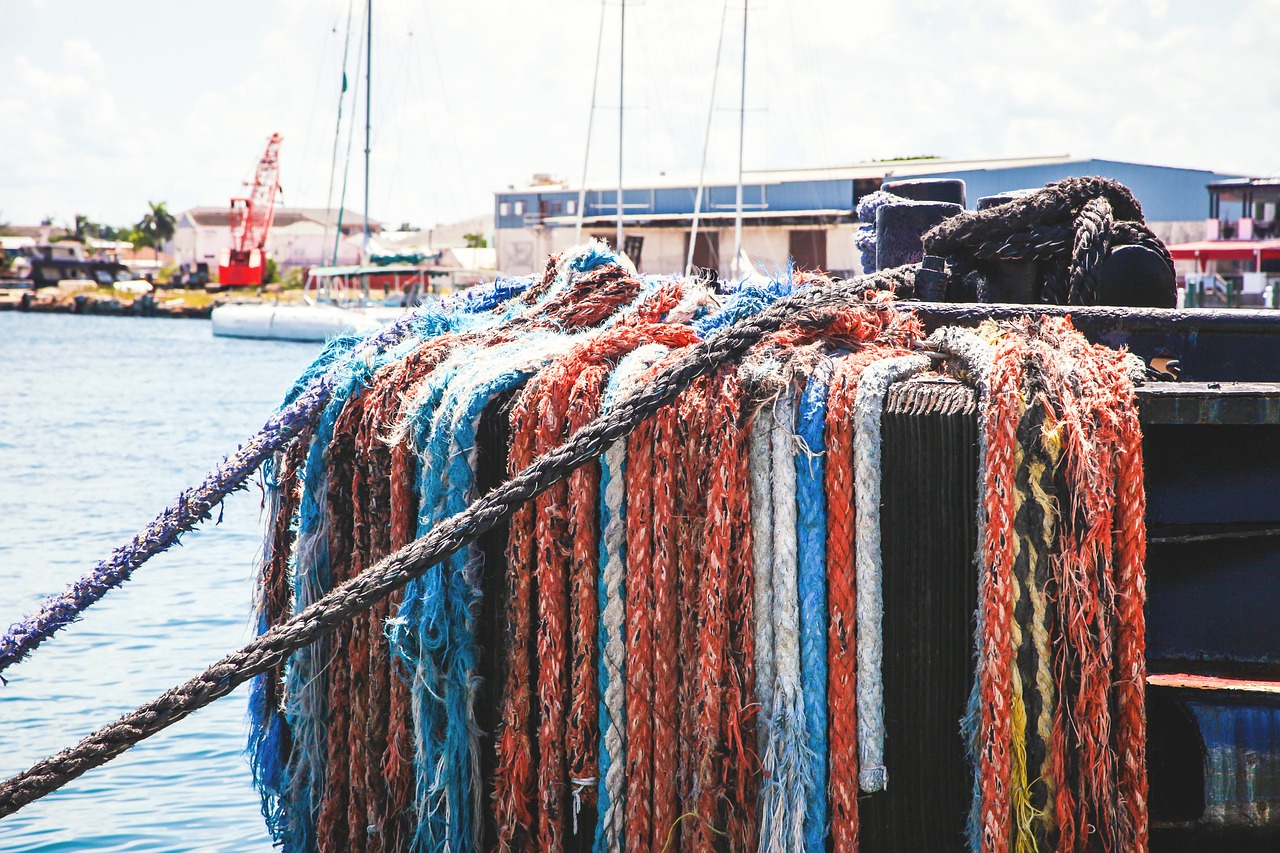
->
[741, 154, 1081, 184]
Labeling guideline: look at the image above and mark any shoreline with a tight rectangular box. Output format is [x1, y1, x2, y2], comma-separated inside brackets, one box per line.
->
[0, 287, 309, 320]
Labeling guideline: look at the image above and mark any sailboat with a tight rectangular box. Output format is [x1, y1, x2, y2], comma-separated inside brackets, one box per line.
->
[212, 0, 423, 343]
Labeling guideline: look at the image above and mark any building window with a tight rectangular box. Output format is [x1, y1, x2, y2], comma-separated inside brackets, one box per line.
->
[514, 200, 526, 216]
[566, 199, 577, 215]
[499, 202, 510, 217]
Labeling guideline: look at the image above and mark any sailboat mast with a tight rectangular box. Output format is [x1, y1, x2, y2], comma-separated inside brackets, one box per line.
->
[324, 0, 356, 272]
[575, 0, 608, 244]
[687, 1, 730, 276]
[733, 0, 747, 276]
[363, 0, 372, 265]
[617, 0, 625, 253]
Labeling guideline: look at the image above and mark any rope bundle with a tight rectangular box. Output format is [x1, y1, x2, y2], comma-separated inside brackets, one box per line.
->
[1, 199, 1152, 851]
[968, 317, 1149, 853]
[921, 176, 1174, 306]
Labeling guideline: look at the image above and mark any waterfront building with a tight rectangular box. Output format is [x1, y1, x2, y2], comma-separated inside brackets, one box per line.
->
[169, 207, 382, 274]
[493, 155, 1241, 277]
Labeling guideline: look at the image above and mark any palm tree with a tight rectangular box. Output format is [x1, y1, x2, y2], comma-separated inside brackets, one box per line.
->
[137, 201, 176, 261]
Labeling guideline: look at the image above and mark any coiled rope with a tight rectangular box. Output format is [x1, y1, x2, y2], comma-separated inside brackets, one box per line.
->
[920, 176, 1173, 306]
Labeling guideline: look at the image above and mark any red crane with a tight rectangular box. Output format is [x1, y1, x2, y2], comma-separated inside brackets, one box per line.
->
[218, 133, 283, 286]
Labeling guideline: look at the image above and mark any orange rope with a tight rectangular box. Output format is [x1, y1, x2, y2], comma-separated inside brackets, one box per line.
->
[676, 378, 712, 852]
[493, 390, 538, 850]
[624, 409, 658, 849]
[651, 402, 682, 845]
[824, 354, 865, 852]
[566, 364, 608, 819]
[694, 366, 747, 850]
[723, 376, 757, 853]
[978, 336, 1027, 853]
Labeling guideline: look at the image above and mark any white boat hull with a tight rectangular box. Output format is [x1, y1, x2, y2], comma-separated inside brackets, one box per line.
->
[211, 302, 396, 342]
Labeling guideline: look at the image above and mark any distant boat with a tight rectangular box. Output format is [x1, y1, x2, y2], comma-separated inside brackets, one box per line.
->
[210, 265, 422, 342]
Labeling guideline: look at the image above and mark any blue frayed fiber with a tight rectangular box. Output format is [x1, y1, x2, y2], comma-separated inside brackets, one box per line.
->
[796, 360, 832, 852]
[247, 281, 527, 848]
[395, 333, 574, 851]
[239, 252, 1001, 851]
[566, 237, 620, 273]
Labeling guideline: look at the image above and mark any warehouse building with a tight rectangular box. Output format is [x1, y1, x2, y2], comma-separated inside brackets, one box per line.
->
[493, 156, 1240, 278]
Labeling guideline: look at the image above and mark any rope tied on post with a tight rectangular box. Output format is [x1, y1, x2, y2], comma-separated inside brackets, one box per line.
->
[2, 187, 1158, 853]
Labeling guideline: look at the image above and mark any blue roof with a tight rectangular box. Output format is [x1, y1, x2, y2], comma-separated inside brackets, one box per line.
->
[494, 157, 1243, 228]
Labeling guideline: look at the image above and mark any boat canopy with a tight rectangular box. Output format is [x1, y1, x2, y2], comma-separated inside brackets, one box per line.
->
[1167, 239, 1280, 271]
[309, 264, 444, 277]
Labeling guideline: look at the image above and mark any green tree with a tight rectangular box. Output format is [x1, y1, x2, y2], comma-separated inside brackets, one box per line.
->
[463, 232, 488, 248]
[137, 201, 176, 260]
[123, 225, 155, 253]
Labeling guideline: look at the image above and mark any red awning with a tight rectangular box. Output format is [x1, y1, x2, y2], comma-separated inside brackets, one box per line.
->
[1167, 239, 1280, 262]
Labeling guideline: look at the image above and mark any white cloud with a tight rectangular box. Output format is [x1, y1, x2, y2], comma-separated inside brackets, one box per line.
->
[2, 0, 1278, 230]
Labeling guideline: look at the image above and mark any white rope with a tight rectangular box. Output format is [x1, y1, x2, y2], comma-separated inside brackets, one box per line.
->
[761, 387, 808, 852]
[748, 403, 775, 750]
[598, 342, 669, 849]
[853, 353, 930, 792]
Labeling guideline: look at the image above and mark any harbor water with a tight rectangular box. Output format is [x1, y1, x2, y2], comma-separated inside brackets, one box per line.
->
[0, 313, 321, 851]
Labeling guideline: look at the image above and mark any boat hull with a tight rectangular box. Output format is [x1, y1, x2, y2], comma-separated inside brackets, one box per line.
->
[210, 302, 391, 342]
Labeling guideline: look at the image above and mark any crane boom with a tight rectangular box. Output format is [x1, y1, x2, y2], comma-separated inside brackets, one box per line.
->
[218, 133, 283, 286]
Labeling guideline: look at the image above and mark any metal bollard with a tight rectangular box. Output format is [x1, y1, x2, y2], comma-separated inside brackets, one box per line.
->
[875, 201, 963, 271]
[1094, 244, 1177, 308]
[881, 178, 967, 208]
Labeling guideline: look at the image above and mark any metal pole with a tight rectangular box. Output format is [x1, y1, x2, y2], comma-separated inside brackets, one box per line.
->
[732, 0, 747, 278]
[686, 1, 730, 277]
[363, 0, 372, 266]
[617, 0, 625, 253]
[323, 0, 356, 271]
[576, 0, 608, 244]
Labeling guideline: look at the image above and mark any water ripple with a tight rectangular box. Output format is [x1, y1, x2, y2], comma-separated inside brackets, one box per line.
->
[0, 314, 319, 852]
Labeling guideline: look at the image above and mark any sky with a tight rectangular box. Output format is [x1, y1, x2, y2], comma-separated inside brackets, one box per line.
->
[3, 0, 1279, 232]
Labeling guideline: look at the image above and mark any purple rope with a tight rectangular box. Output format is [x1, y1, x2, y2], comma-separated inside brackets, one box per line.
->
[0, 316, 419, 679]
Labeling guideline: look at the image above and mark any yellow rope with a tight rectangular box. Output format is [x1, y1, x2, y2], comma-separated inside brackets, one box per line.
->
[1009, 396, 1039, 853]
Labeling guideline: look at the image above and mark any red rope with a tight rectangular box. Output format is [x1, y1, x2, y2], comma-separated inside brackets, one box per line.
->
[824, 354, 865, 852]
[1112, 411, 1149, 853]
[676, 378, 712, 852]
[651, 402, 681, 845]
[694, 366, 747, 850]
[723, 376, 757, 853]
[978, 336, 1026, 853]
[625, 413, 658, 849]
[534, 366, 574, 851]
[317, 390, 367, 850]
[493, 391, 538, 850]
[566, 364, 608, 818]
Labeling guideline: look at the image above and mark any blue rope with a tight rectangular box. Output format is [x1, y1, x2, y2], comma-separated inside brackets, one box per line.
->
[249, 281, 528, 848]
[593, 436, 624, 853]
[391, 333, 571, 851]
[796, 359, 832, 852]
